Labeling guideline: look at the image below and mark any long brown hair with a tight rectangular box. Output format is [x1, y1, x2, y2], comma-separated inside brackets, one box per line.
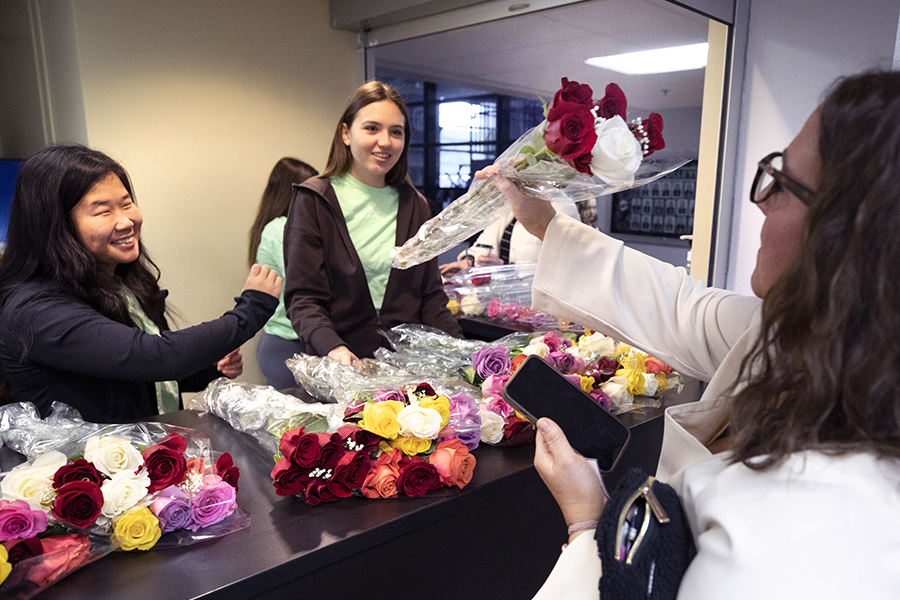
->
[248, 157, 318, 264]
[320, 81, 411, 188]
[730, 71, 900, 468]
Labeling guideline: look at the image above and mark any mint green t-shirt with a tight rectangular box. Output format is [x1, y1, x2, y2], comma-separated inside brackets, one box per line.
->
[332, 174, 399, 311]
[256, 216, 297, 340]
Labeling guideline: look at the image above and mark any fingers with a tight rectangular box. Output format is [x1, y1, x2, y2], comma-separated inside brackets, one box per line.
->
[474, 254, 503, 267]
[217, 348, 243, 378]
[327, 346, 359, 367]
[243, 264, 283, 298]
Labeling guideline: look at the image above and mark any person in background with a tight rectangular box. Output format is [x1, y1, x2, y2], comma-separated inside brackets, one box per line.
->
[0, 144, 280, 423]
[284, 81, 462, 366]
[248, 157, 318, 389]
[577, 198, 599, 229]
[486, 70, 900, 598]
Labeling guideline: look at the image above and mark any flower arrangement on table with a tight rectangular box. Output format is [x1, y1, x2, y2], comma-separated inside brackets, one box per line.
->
[465, 331, 681, 443]
[0, 403, 247, 599]
[391, 77, 686, 269]
[270, 381, 478, 505]
[188, 370, 481, 507]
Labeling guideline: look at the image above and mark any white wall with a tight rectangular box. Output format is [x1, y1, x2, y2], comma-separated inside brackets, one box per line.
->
[725, 0, 900, 295]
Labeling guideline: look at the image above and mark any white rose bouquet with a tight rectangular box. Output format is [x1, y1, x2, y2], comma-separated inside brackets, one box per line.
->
[391, 78, 689, 269]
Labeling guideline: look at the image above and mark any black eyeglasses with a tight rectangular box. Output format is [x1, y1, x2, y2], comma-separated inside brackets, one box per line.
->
[750, 152, 813, 205]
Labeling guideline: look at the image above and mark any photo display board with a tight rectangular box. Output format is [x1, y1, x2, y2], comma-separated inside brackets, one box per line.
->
[610, 160, 696, 238]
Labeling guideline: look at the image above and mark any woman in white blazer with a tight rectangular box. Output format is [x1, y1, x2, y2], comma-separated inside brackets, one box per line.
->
[485, 70, 900, 599]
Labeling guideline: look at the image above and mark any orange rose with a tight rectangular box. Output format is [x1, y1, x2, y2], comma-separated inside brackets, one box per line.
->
[361, 450, 402, 499]
[509, 353, 528, 373]
[428, 439, 476, 489]
[645, 356, 673, 374]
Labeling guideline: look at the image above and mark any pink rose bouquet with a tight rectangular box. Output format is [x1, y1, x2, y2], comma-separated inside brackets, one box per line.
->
[392, 77, 686, 269]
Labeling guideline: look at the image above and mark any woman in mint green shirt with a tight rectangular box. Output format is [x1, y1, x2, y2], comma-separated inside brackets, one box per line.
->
[248, 157, 318, 388]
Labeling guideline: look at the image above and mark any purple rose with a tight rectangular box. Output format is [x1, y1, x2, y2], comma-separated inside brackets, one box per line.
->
[546, 351, 580, 375]
[449, 393, 479, 422]
[0, 499, 49, 541]
[373, 389, 406, 403]
[471, 346, 511, 380]
[590, 389, 613, 411]
[150, 486, 194, 533]
[190, 476, 236, 529]
[448, 427, 481, 452]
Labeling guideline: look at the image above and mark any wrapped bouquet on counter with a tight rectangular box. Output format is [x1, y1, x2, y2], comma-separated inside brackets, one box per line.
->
[189, 374, 482, 506]
[0, 402, 247, 600]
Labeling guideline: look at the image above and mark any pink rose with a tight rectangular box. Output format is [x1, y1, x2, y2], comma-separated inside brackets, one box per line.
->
[26, 534, 91, 587]
[190, 477, 236, 529]
[486, 298, 505, 319]
[480, 374, 511, 399]
[481, 395, 515, 419]
[0, 499, 48, 541]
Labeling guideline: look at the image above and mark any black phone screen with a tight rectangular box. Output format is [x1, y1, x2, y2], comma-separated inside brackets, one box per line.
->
[501, 355, 630, 472]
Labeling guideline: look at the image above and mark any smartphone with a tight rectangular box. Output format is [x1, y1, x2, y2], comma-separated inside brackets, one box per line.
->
[501, 355, 630, 473]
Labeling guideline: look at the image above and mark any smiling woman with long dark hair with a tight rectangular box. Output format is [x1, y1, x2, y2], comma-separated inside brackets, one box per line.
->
[0, 144, 281, 422]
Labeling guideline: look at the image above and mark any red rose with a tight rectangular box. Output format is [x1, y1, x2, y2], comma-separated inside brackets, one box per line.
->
[636, 112, 665, 157]
[52, 459, 103, 489]
[585, 357, 620, 383]
[317, 433, 344, 469]
[397, 456, 441, 497]
[215, 453, 240, 492]
[271, 457, 309, 496]
[570, 152, 594, 176]
[549, 77, 594, 112]
[279, 427, 322, 468]
[337, 425, 381, 455]
[303, 479, 340, 506]
[330, 450, 371, 496]
[499, 415, 536, 446]
[2, 537, 43, 565]
[141, 442, 188, 494]
[595, 83, 627, 119]
[51, 481, 103, 529]
[545, 102, 598, 160]
[413, 382, 436, 397]
[154, 432, 188, 454]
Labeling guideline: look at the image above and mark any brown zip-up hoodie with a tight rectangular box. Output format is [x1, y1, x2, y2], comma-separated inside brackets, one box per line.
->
[283, 176, 462, 359]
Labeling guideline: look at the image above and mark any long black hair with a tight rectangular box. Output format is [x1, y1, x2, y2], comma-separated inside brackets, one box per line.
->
[0, 144, 167, 330]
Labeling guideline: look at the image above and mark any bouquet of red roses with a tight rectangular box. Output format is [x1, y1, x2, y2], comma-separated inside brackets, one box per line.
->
[391, 77, 687, 269]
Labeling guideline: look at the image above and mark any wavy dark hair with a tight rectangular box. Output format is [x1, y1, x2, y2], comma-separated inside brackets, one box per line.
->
[247, 157, 318, 264]
[320, 80, 411, 187]
[730, 71, 900, 468]
[0, 144, 167, 331]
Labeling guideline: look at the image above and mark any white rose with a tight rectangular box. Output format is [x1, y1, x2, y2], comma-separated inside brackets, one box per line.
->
[577, 333, 617, 358]
[478, 410, 505, 445]
[84, 435, 143, 477]
[397, 405, 443, 440]
[600, 375, 634, 409]
[100, 469, 151, 520]
[460, 294, 485, 316]
[590, 115, 642, 186]
[521, 342, 549, 358]
[642, 373, 660, 397]
[0, 451, 67, 511]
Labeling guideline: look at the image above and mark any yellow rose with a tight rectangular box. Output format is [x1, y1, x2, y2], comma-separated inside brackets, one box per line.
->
[390, 436, 433, 456]
[418, 396, 451, 429]
[447, 299, 459, 315]
[359, 400, 404, 440]
[0, 545, 11, 586]
[578, 375, 595, 394]
[655, 373, 668, 392]
[114, 507, 161, 551]
[617, 368, 646, 396]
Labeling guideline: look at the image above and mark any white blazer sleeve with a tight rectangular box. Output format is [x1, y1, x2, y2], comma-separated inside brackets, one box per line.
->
[532, 213, 761, 382]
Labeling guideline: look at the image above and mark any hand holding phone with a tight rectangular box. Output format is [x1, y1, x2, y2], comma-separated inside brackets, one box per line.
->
[501, 355, 630, 472]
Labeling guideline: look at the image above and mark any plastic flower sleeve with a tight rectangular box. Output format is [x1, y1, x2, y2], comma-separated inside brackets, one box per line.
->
[0, 534, 113, 600]
[390, 120, 690, 269]
[186, 379, 344, 455]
